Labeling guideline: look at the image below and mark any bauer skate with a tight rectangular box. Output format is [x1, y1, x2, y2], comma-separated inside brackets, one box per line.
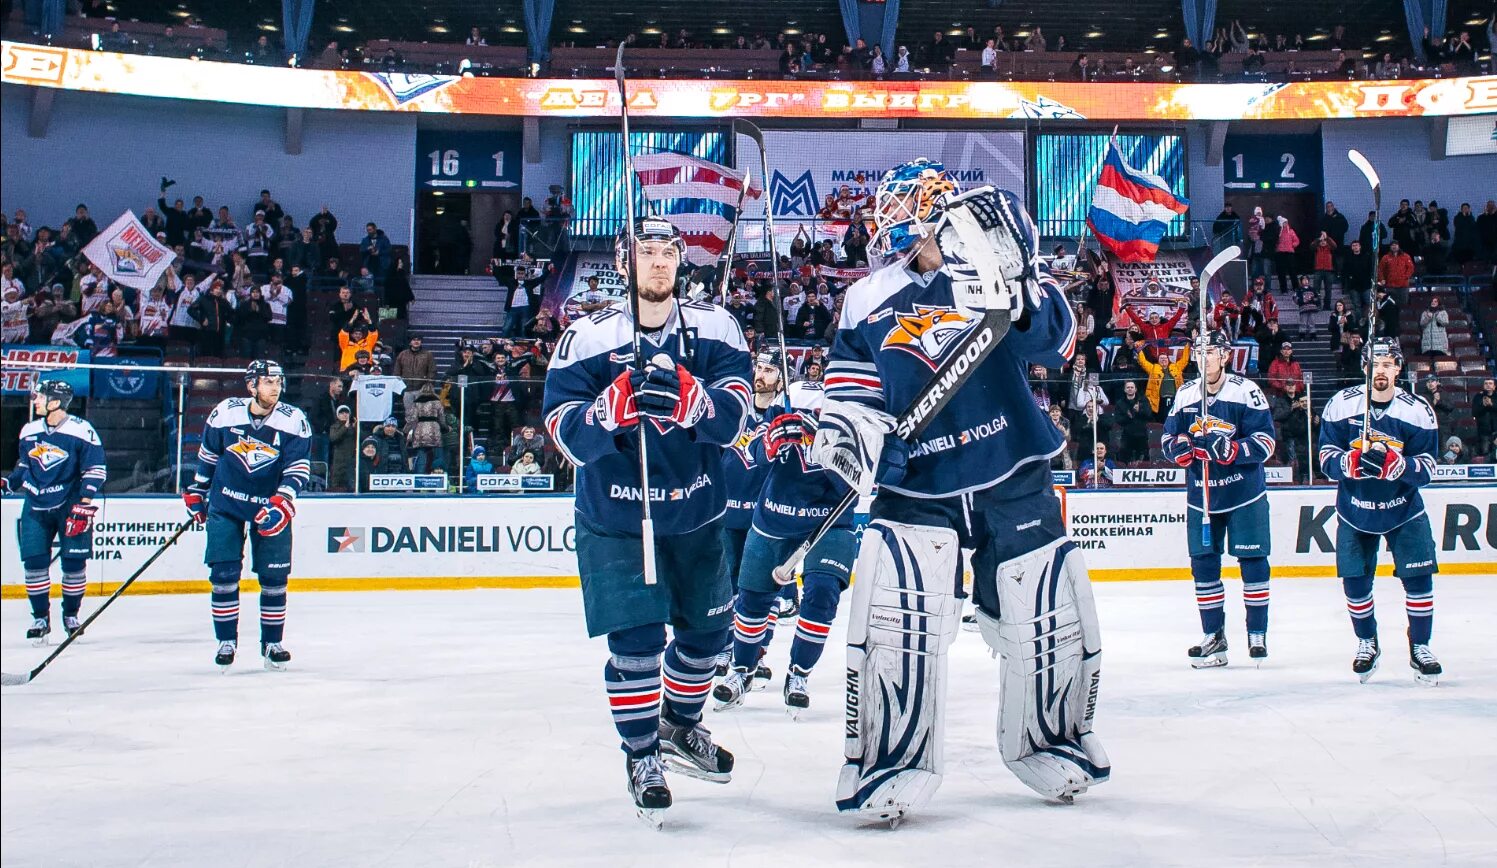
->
[1409, 642, 1441, 687]
[1188, 630, 1228, 668]
[1352, 637, 1380, 683]
[713, 650, 730, 678]
[25, 617, 50, 646]
[658, 716, 733, 784]
[626, 752, 671, 830]
[783, 669, 810, 719]
[752, 651, 772, 690]
[712, 666, 752, 711]
[261, 641, 291, 671]
[62, 615, 82, 638]
[774, 592, 799, 620]
[1248, 632, 1267, 665]
[215, 640, 237, 670]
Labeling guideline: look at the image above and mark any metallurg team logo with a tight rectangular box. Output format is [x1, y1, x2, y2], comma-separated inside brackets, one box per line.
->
[1187, 416, 1237, 438]
[880, 305, 972, 370]
[27, 441, 69, 471]
[225, 436, 280, 471]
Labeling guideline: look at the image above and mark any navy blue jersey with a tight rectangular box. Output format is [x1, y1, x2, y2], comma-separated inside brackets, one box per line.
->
[193, 398, 312, 523]
[543, 300, 752, 536]
[1317, 386, 1439, 535]
[721, 403, 775, 531]
[1161, 375, 1277, 513]
[824, 256, 1076, 500]
[751, 381, 853, 539]
[7, 415, 106, 511]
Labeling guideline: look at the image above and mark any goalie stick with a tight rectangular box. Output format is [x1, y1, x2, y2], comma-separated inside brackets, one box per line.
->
[614, 41, 659, 586]
[1194, 244, 1243, 547]
[2, 521, 192, 686]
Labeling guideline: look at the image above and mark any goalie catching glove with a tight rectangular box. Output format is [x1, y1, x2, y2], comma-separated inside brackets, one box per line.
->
[935, 187, 1045, 319]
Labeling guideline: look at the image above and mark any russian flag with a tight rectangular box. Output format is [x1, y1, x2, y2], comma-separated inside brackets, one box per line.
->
[1086, 140, 1189, 263]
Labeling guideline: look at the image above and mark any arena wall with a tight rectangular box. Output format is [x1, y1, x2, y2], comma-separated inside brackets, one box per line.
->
[3, 488, 1491, 596]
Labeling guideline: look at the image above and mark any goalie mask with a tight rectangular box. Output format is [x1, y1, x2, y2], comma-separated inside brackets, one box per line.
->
[871, 158, 960, 259]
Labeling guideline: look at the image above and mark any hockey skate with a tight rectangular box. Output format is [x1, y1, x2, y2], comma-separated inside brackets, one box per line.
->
[261, 642, 291, 671]
[713, 650, 730, 678]
[62, 615, 82, 638]
[1248, 632, 1267, 666]
[626, 752, 671, 830]
[751, 650, 772, 690]
[783, 669, 810, 719]
[712, 666, 752, 711]
[1352, 636, 1380, 683]
[215, 640, 237, 670]
[658, 716, 733, 784]
[960, 612, 980, 632]
[1409, 642, 1441, 687]
[774, 592, 799, 620]
[1188, 630, 1228, 668]
[25, 617, 50, 646]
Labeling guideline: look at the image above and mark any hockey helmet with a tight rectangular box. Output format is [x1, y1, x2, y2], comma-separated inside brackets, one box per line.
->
[1362, 336, 1403, 371]
[32, 378, 74, 410]
[615, 215, 686, 275]
[753, 347, 785, 373]
[870, 158, 960, 259]
[245, 359, 286, 388]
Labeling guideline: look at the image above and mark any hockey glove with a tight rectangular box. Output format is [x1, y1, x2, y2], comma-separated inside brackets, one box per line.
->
[1195, 432, 1240, 465]
[1346, 445, 1386, 480]
[593, 369, 641, 432]
[0, 477, 10, 496]
[937, 187, 1042, 317]
[254, 494, 296, 537]
[64, 502, 97, 537]
[765, 412, 811, 460]
[810, 399, 897, 497]
[182, 488, 208, 526]
[1377, 445, 1406, 481]
[636, 353, 710, 428]
[1169, 435, 1196, 468]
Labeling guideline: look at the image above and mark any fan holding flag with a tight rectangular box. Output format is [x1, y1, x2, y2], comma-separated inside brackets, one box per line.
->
[1086, 138, 1190, 263]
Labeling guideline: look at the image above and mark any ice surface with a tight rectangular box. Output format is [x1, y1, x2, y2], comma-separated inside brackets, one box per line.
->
[3, 577, 1495, 867]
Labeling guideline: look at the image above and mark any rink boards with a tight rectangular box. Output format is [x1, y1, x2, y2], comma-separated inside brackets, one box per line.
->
[2, 486, 1493, 595]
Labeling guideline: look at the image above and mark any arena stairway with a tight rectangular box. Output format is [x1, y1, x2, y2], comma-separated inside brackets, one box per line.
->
[408, 274, 508, 373]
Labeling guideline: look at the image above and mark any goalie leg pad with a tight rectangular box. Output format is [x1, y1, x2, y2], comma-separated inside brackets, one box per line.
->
[974, 537, 1109, 802]
[835, 520, 963, 818]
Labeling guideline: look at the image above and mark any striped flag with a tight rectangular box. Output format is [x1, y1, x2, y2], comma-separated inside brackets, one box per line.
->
[1086, 140, 1189, 262]
[632, 152, 761, 267]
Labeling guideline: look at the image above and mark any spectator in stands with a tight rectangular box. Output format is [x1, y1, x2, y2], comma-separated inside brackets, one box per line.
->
[1273, 379, 1311, 476]
[511, 450, 542, 477]
[1441, 435, 1466, 465]
[310, 376, 346, 456]
[360, 223, 392, 279]
[446, 344, 495, 424]
[508, 424, 546, 466]
[371, 417, 408, 470]
[1, 284, 26, 343]
[1078, 443, 1114, 488]
[1266, 342, 1303, 395]
[250, 189, 284, 228]
[1294, 277, 1320, 340]
[234, 285, 273, 358]
[1339, 239, 1374, 316]
[1320, 200, 1349, 258]
[463, 446, 493, 492]
[894, 45, 911, 73]
[1309, 230, 1337, 307]
[467, 27, 487, 46]
[1358, 210, 1386, 255]
[309, 205, 339, 264]
[1372, 287, 1400, 338]
[323, 405, 353, 491]
[244, 211, 275, 278]
[355, 437, 384, 493]
[327, 286, 370, 338]
[1419, 296, 1450, 357]
[1071, 370, 1111, 449]
[1389, 200, 1419, 253]
[1425, 377, 1455, 445]
[1273, 216, 1300, 294]
[1115, 380, 1151, 463]
[0, 262, 23, 300]
[1422, 229, 1451, 275]
[188, 279, 231, 357]
[794, 291, 832, 341]
[1476, 200, 1497, 261]
[1327, 299, 1359, 352]
[1450, 203, 1478, 264]
[167, 273, 201, 343]
[405, 384, 449, 475]
[753, 284, 780, 340]
[338, 323, 379, 371]
[1337, 331, 1365, 384]
[1474, 378, 1497, 446]
[66, 205, 98, 247]
[1212, 203, 1239, 241]
[1377, 242, 1414, 303]
[493, 211, 517, 263]
[394, 334, 435, 415]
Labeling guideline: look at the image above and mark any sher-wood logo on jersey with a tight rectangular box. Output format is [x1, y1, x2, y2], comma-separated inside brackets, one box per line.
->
[880, 305, 972, 370]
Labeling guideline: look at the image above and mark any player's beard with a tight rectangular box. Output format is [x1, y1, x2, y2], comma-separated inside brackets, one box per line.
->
[1372, 373, 1391, 392]
[637, 274, 674, 304]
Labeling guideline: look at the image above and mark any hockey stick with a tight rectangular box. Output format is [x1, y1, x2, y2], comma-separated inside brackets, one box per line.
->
[2, 521, 192, 686]
[614, 42, 659, 586]
[713, 165, 751, 303]
[1347, 149, 1382, 445]
[1194, 244, 1242, 547]
[733, 120, 793, 393]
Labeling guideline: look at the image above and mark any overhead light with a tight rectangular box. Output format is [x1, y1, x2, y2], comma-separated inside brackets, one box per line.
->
[947, 29, 963, 37]
[784, 28, 801, 35]
[333, 24, 354, 33]
[641, 27, 660, 35]
[170, 9, 190, 18]
[1144, 48, 1156, 54]
[1154, 31, 1168, 39]
[257, 23, 278, 32]
[567, 26, 586, 34]
[500, 25, 521, 34]
[1468, 17, 1486, 26]
[1376, 34, 1395, 42]
[433, 191, 445, 197]
[1307, 33, 1327, 41]
[1014, 30, 1030, 38]
[1160, 64, 1175, 72]
[713, 28, 731, 36]
[1086, 31, 1104, 39]
[430, 25, 449, 34]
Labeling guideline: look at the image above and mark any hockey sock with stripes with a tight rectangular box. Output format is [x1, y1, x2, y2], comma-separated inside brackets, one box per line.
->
[259, 574, 288, 644]
[1401, 574, 1433, 645]
[662, 629, 723, 724]
[1240, 557, 1270, 634]
[604, 625, 666, 756]
[731, 588, 777, 671]
[23, 562, 50, 621]
[1191, 555, 1225, 634]
[1342, 575, 1377, 640]
[210, 562, 241, 642]
[788, 574, 841, 674]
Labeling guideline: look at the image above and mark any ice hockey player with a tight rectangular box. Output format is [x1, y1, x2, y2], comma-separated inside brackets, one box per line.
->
[183, 360, 310, 671]
[542, 216, 752, 827]
[714, 378, 854, 717]
[1316, 337, 1442, 685]
[814, 159, 1108, 824]
[3, 379, 105, 644]
[715, 348, 796, 681]
[1161, 330, 1278, 667]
